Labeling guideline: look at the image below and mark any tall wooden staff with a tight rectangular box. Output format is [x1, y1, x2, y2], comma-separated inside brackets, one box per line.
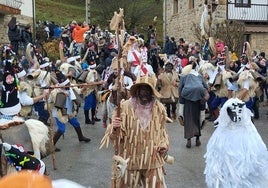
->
[45, 95, 57, 170]
[109, 8, 125, 188]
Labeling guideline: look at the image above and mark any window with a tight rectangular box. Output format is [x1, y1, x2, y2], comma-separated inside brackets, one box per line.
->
[173, 0, 178, 14]
[235, 0, 251, 7]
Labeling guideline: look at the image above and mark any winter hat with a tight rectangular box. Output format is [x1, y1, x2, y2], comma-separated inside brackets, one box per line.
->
[0, 49, 21, 116]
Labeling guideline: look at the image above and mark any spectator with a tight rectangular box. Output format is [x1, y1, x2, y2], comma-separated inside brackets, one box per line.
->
[163, 36, 173, 58]
[104, 51, 117, 68]
[72, 22, 90, 53]
[21, 24, 33, 52]
[48, 21, 56, 38]
[7, 17, 21, 55]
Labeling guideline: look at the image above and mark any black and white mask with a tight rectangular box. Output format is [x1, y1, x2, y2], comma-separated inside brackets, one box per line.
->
[226, 101, 245, 122]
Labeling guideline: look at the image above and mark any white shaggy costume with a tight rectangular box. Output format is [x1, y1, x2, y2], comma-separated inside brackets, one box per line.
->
[204, 98, 268, 188]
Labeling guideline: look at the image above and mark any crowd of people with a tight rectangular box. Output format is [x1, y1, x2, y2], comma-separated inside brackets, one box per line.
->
[1, 15, 268, 187]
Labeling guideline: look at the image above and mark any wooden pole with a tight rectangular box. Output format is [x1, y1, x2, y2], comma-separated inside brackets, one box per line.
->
[110, 8, 125, 188]
[40, 81, 104, 89]
[45, 96, 57, 170]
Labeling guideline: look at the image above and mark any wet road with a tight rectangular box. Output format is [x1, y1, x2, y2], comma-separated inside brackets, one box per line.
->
[43, 103, 268, 188]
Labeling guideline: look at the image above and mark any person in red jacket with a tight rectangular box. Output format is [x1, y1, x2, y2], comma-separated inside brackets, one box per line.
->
[72, 22, 90, 54]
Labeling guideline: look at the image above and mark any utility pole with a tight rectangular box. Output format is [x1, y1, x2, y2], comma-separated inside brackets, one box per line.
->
[86, 0, 91, 24]
[32, 0, 36, 41]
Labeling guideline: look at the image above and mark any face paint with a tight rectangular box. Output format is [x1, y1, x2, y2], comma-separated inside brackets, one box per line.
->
[137, 85, 153, 105]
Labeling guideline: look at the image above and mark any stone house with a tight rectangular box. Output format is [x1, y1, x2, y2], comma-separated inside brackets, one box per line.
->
[163, 0, 268, 56]
[0, 0, 34, 45]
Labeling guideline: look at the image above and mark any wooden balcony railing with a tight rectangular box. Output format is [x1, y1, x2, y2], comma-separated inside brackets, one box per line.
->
[0, 0, 22, 14]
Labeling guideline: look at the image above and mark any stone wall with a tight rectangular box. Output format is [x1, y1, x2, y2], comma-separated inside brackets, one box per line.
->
[0, 14, 33, 45]
[250, 33, 268, 56]
[164, 0, 226, 43]
[164, 0, 203, 43]
[164, 0, 268, 56]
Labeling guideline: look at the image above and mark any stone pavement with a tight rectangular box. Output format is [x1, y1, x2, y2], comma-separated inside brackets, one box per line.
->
[43, 103, 268, 188]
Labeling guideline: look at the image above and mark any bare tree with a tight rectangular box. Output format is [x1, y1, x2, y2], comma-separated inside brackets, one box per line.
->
[192, 20, 245, 55]
[214, 20, 245, 55]
[91, 0, 161, 34]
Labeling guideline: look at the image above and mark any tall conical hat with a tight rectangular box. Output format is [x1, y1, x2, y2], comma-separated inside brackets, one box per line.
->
[0, 47, 21, 115]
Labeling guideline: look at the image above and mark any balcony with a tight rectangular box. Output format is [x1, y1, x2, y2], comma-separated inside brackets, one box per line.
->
[227, 1, 268, 22]
[0, 0, 23, 15]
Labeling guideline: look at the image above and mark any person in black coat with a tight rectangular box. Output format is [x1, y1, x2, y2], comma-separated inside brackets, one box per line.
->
[21, 25, 33, 51]
[7, 17, 21, 55]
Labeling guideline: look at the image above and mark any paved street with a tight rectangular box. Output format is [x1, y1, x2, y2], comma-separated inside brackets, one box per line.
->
[43, 103, 268, 188]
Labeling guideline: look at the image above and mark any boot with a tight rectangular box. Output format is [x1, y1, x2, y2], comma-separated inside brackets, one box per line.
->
[74, 127, 91, 142]
[186, 139, 191, 148]
[178, 103, 184, 126]
[196, 136, 201, 147]
[200, 110, 206, 129]
[205, 110, 213, 120]
[38, 117, 48, 126]
[84, 110, 92, 124]
[208, 109, 219, 122]
[53, 130, 63, 152]
[53, 130, 63, 145]
[92, 108, 101, 125]
[165, 104, 171, 118]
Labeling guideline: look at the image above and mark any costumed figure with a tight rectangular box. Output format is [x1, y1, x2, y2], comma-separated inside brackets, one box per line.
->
[58, 56, 83, 115]
[58, 56, 81, 84]
[0, 47, 49, 173]
[102, 57, 134, 128]
[15, 66, 49, 118]
[79, 57, 103, 125]
[1, 142, 46, 174]
[0, 46, 23, 127]
[198, 60, 217, 123]
[100, 74, 173, 187]
[200, 2, 211, 39]
[234, 42, 258, 112]
[133, 39, 155, 77]
[204, 97, 268, 188]
[206, 44, 234, 122]
[124, 36, 141, 74]
[25, 43, 58, 125]
[47, 71, 91, 151]
[59, 39, 82, 82]
[158, 62, 179, 121]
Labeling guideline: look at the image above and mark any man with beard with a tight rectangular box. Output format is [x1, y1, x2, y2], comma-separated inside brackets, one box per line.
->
[101, 74, 172, 187]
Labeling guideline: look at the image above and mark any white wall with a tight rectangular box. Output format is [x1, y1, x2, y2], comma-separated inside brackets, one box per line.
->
[20, 0, 33, 17]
